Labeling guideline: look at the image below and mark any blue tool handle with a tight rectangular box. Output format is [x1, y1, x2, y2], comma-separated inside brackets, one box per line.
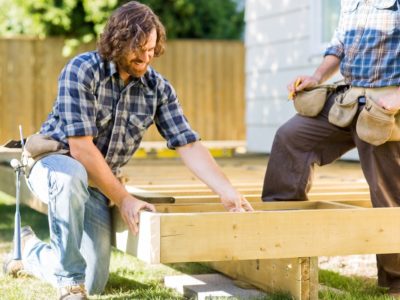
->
[13, 167, 22, 260]
[13, 211, 22, 260]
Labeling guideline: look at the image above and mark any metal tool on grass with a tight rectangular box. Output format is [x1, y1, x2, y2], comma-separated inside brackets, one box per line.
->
[10, 125, 25, 260]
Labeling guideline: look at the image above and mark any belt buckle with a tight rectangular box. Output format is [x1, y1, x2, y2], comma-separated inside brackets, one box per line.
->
[358, 96, 366, 105]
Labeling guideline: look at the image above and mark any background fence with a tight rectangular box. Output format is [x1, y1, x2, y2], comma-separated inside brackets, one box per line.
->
[0, 38, 245, 143]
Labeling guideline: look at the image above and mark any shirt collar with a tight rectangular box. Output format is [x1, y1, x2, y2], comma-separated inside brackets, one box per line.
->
[108, 60, 149, 87]
[98, 52, 147, 86]
[108, 61, 118, 77]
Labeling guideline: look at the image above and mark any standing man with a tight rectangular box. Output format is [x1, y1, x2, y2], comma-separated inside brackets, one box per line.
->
[3, 1, 253, 299]
[262, 0, 400, 297]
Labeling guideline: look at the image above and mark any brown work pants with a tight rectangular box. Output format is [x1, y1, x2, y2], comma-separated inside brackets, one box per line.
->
[262, 87, 400, 289]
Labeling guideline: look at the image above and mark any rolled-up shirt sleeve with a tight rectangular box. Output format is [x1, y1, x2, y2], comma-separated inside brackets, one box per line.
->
[57, 57, 98, 137]
[154, 79, 200, 149]
[324, 2, 346, 59]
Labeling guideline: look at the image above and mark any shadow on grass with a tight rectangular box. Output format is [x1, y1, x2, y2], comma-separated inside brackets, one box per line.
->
[103, 273, 182, 299]
[166, 262, 214, 275]
[106, 272, 151, 291]
[0, 201, 49, 243]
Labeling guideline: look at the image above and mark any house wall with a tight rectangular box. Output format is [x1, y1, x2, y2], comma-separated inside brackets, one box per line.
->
[245, 0, 359, 160]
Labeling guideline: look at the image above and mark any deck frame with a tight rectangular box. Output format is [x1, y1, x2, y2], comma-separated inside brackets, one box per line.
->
[0, 151, 381, 300]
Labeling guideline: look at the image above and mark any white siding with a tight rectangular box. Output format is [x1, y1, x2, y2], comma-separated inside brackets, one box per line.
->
[245, 0, 359, 160]
[245, 0, 315, 153]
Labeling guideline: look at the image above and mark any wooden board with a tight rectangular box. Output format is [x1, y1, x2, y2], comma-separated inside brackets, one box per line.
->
[208, 258, 318, 300]
[115, 207, 400, 264]
[171, 192, 370, 203]
[0, 152, 373, 300]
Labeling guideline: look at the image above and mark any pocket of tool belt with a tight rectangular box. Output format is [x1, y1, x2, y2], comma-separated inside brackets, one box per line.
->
[328, 88, 359, 127]
[356, 98, 399, 146]
[24, 134, 67, 159]
[22, 134, 69, 177]
[293, 85, 334, 117]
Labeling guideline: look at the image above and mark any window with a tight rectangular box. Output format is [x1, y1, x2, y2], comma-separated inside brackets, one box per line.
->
[310, 0, 341, 54]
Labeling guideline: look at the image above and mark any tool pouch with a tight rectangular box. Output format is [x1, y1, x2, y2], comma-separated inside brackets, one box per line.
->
[356, 98, 399, 146]
[22, 134, 69, 177]
[328, 88, 359, 127]
[293, 85, 335, 117]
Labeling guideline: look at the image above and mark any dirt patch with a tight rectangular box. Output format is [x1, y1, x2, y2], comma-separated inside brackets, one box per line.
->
[319, 255, 377, 278]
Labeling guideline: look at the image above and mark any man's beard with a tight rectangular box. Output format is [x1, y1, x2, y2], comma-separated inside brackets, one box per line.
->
[117, 57, 149, 78]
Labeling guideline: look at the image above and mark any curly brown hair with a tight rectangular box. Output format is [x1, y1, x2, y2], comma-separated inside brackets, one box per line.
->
[98, 1, 166, 62]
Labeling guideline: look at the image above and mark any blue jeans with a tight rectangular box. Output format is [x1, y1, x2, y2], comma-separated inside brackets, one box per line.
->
[24, 154, 112, 295]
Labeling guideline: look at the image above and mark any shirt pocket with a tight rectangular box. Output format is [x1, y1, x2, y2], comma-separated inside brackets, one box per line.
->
[342, 0, 360, 13]
[372, 0, 397, 34]
[125, 114, 154, 144]
[373, 0, 397, 9]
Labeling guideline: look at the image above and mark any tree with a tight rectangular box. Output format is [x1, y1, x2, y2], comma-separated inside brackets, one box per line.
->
[139, 0, 244, 39]
[0, 0, 244, 40]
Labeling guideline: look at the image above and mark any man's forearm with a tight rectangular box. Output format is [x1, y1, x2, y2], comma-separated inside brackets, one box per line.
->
[313, 55, 341, 84]
[176, 141, 234, 197]
[68, 136, 130, 206]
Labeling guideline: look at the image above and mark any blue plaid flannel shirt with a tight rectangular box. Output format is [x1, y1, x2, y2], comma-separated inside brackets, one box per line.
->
[40, 51, 200, 173]
[325, 0, 400, 87]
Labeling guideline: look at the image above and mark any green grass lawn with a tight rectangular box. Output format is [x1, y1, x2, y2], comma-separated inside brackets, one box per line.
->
[0, 192, 394, 300]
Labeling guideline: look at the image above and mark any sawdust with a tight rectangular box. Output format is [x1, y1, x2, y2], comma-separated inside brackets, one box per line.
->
[319, 255, 377, 278]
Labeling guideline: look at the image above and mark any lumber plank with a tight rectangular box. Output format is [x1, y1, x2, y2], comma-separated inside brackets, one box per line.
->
[338, 199, 372, 208]
[129, 186, 368, 197]
[208, 257, 318, 300]
[113, 208, 161, 263]
[125, 185, 175, 203]
[172, 192, 370, 203]
[315, 201, 367, 209]
[139, 208, 400, 263]
[135, 178, 369, 195]
[154, 201, 362, 213]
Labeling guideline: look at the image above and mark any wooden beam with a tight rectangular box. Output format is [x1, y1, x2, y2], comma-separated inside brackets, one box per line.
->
[208, 257, 318, 300]
[124, 208, 400, 264]
[172, 192, 370, 203]
[338, 199, 372, 208]
[113, 208, 161, 263]
[128, 186, 368, 197]
[154, 201, 362, 213]
[125, 185, 175, 203]
[134, 182, 261, 189]
[134, 181, 368, 190]
[314, 201, 367, 209]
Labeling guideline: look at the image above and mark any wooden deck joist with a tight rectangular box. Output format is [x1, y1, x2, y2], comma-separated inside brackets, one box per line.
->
[169, 192, 370, 203]
[124, 185, 369, 197]
[0, 150, 376, 300]
[114, 205, 400, 264]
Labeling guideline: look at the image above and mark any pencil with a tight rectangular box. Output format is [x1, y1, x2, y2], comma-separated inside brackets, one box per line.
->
[288, 78, 301, 100]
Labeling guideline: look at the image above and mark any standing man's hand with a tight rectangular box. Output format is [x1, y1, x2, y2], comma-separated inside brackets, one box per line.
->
[118, 196, 156, 235]
[287, 75, 320, 99]
[378, 89, 400, 112]
[220, 190, 254, 212]
[287, 55, 340, 99]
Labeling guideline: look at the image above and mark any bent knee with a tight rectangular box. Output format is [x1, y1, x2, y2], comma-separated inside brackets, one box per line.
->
[274, 122, 298, 143]
[52, 156, 89, 188]
[42, 155, 89, 200]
